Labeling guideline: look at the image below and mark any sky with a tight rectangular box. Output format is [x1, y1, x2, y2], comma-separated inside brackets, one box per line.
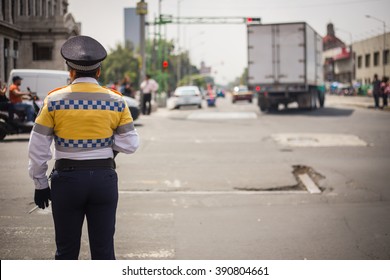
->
[67, 0, 389, 85]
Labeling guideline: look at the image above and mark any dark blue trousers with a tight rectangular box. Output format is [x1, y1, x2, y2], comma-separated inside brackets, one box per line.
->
[51, 168, 118, 260]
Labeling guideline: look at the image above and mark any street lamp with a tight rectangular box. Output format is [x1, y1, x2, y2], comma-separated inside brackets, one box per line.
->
[366, 15, 387, 77]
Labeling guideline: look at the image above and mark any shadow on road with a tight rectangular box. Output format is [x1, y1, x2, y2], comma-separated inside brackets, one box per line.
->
[266, 107, 354, 117]
[0, 138, 30, 143]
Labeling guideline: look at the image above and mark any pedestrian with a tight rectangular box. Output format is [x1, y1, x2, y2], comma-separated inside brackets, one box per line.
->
[372, 74, 381, 109]
[28, 35, 139, 260]
[8, 76, 35, 125]
[120, 76, 133, 98]
[380, 76, 388, 108]
[0, 80, 12, 118]
[0, 80, 7, 105]
[140, 74, 158, 115]
[110, 80, 119, 91]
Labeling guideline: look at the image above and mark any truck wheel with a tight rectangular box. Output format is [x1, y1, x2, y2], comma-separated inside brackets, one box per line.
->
[258, 98, 268, 112]
[259, 104, 267, 112]
[309, 88, 318, 110]
[269, 104, 279, 112]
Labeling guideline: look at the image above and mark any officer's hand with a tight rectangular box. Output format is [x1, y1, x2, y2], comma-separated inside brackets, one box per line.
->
[34, 188, 51, 209]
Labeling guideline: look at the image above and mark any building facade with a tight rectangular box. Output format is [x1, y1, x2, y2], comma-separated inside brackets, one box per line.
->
[353, 32, 390, 85]
[0, 0, 80, 82]
[124, 7, 139, 50]
[322, 23, 353, 83]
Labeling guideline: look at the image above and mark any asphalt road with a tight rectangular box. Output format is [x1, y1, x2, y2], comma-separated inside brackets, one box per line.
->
[0, 94, 389, 260]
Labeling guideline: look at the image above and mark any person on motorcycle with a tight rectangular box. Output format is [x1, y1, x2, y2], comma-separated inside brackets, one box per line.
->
[9, 76, 35, 126]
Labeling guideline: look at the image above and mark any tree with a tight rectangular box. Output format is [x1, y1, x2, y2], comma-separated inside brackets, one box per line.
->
[101, 39, 200, 94]
[146, 38, 200, 93]
[100, 42, 140, 88]
[228, 67, 248, 89]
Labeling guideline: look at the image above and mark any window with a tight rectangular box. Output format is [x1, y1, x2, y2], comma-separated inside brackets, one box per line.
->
[384, 49, 389, 65]
[48, 0, 52, 16]
[28, 0, 33, 16]
[32, 43, 53, 60]
[373, 52, 380, 66]
[11, 0, 15, 22]
[19, 0, 24, 15]
[365, 54, 370, 68]
[53, 0, 57, 15]
[36, 0, 40, 16]
[1, 0, 5, 20]
[62, 0, 67, 14]
[13, 41, 19, 68]
[4, 38, 10, 81]
[42, 0, 46, 16]
[357, 55, 362, 68]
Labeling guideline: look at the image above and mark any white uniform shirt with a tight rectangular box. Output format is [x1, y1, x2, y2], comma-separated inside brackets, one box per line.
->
[140, 78, 158, 94]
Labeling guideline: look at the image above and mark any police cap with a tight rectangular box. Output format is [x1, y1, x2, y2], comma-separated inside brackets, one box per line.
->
[61, 35, 107, 72]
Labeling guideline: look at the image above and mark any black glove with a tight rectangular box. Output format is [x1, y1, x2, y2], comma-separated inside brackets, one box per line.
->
[34, 188, 51, 209]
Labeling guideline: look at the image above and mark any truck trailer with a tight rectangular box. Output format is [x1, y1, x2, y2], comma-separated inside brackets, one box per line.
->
[247, 22, 324, 112]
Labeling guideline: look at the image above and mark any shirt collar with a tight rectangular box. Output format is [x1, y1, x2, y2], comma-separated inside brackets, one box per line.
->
[71, 77, 99, 85]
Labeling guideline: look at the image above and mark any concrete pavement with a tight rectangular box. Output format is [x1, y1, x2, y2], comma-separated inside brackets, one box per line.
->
[1, 95, 390, 260]
[325, 94, 390, 111]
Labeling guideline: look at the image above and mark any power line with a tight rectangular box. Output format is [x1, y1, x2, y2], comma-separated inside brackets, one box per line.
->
[179, 0, 385, 11]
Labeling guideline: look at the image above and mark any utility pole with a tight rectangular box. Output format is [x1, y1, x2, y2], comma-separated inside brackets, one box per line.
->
[176, 0, 183, 85]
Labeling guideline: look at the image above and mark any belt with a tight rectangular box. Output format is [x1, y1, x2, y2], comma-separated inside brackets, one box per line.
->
[55, 158, 116, 171]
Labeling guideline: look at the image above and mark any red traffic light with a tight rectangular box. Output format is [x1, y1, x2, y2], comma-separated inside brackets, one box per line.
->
[255, 86, 261, 91]
[246, 17, 261, 24]
[162, 60, 169, 69]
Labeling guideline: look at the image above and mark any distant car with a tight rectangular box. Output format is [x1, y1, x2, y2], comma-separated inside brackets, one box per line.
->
[122, 96, 140, 121]
[171, 86, 202, 109]
[232, 85, 253, 103]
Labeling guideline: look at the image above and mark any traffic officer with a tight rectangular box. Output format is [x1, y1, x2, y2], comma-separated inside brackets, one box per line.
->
[28, 35, 139, 260]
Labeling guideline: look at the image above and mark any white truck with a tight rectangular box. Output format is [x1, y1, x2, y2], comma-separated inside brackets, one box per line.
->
[247, 22, 324, 112]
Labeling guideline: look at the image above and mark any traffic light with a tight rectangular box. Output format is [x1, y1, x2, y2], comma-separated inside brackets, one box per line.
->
[162, 60, 169, 69]
[246, 17, 261, 24]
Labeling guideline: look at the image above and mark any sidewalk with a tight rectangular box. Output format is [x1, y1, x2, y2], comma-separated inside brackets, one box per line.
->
[325, 94, 390, 111]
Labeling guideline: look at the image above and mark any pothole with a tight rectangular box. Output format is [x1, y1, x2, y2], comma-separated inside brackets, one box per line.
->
[234, 165, 325, 194]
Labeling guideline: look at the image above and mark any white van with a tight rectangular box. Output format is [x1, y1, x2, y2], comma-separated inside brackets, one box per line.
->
[7, 69, 70, 103]
[6, 69, 140, 120]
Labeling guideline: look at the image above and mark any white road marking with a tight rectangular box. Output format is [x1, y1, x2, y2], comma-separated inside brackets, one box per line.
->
[119, 190, 308, 195]
[298, 174, 322, 194]
[122, 249, 175, 259]
[133, 213, 174, 220]
[272, 133, 368, 147]
[164, 179, 182, 188]
[187, 112, 257, 120]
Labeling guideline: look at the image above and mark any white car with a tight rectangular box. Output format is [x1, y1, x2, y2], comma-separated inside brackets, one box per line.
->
[170, 86, 202, 109]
